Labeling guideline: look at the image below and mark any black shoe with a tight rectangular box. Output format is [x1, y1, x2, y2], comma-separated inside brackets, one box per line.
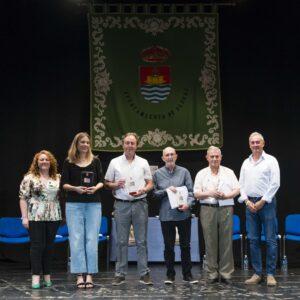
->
[139, 273, 153, 285]
[112, 276, 125, 286]
[183, 274, 198, 284]
[164, 276, 175, 285]
[220, 277, 232, 285]
[207, 277, 219, 284]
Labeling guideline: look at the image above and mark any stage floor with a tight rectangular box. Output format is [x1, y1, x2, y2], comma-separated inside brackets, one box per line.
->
[0, 263, 300, 299]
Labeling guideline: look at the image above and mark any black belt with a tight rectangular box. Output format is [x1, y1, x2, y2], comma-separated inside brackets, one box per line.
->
[248, 196, 262, 202]
[115, 197, 146, 203]
[201, 203, 219, 208]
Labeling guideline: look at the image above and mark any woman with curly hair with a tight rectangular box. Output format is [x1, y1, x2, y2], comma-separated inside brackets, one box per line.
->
[61, 132, 104, 289]
[19, 150, 61, 289]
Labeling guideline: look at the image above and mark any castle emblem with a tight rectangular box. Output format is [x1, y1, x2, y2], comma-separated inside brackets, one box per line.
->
[139, 46, 171, 104]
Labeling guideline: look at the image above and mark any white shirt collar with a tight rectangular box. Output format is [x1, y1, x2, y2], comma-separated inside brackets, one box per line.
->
[122, 153, 136, 162]
[249, 150, 266, 163]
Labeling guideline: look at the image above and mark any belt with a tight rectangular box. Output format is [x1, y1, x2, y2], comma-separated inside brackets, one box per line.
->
[115, 197, 146, 203]
[248, 196, 262, 201]
[201, 203, 219, 208]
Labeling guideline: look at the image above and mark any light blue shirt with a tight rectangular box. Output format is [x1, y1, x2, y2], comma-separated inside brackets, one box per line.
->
[153, 165, 195, 221]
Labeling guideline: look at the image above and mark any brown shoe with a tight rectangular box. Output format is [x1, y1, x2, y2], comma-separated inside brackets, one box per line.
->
[267, 275, 277, 286]
[112, 276, 125, 286]
[139, 273, 153, 285]
[245, 274, 262, 285]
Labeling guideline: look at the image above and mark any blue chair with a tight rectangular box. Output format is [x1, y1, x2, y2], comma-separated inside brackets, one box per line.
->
[283, 214, 300, 257]
[201, 215, 243, 270]
[260, 219, 281, 245]
[232, 214, 243, 269]
[54, 223, 69, 270]
[0, 217, 30, 244]
[98, 216, 110, 269]
[54, 223, 69, 243]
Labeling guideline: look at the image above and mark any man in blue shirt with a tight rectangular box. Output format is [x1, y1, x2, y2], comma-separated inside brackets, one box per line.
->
[153, 147, 197, 284]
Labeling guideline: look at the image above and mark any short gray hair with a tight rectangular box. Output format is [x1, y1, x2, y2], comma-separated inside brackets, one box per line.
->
[207, 146, 221, 155]
[249, 132, 264, 142]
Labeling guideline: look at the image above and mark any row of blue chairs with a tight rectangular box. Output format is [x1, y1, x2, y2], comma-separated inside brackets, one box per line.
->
[1, 214, 299, 269]
[0, 217, 110, 269]
[232, 214, 300, 269]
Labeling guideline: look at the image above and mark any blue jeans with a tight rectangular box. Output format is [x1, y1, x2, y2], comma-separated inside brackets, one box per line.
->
[246, 198, 277, 276]
[66, 202, 101, 274]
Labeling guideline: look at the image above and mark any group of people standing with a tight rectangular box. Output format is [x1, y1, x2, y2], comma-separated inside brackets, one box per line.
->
[19, 132, 104, 289]
[19, 131, 280, 289]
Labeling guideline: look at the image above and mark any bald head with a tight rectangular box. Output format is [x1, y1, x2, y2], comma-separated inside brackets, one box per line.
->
[162, 147, 177, 170]
[163, 147, 176, 156]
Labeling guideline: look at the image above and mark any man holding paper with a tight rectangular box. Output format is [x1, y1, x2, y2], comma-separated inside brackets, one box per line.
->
[153, 147, 197, 284]
[194, 146, 240, 284]
[105, 132, 153, 286]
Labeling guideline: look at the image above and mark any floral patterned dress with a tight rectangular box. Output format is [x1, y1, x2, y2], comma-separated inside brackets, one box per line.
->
[19, 174, 62, 221]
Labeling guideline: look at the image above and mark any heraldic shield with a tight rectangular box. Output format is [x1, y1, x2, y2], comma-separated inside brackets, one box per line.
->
[139, 46, 171, 104]
[139, 66, 171, 103]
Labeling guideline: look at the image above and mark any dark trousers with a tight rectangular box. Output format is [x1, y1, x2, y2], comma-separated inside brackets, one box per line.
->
[160, 218, 192, 277]
[28, 221, 60, 275]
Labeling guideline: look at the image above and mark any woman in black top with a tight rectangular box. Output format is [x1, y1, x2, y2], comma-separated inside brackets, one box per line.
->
[61, 132, 104, 288]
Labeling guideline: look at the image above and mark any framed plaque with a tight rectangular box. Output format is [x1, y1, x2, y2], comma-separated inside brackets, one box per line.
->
[81, 171, 94, 187]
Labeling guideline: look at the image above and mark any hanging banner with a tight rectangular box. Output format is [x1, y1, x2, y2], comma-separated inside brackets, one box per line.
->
[89, 13, 222, 151]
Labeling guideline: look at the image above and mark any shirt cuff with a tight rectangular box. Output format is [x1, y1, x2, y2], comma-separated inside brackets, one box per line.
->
[238, 196, 247, 203]
[262, 196, 272, 203]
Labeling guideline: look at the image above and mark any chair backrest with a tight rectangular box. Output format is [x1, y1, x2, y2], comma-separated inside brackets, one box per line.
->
[285, 214, 300, 236]
[56, 224, 68, 237]
[100, 216, 108, 236]
[233, 214, 241, 235]
[0, 217, 29, 237]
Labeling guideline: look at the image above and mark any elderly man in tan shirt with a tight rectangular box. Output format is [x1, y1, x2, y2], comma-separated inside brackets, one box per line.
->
[194, 146, 240, 284]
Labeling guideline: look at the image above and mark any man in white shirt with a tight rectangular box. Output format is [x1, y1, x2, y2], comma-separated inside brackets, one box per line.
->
[239, 132, 280, 286]
[194, 146, 240, 284]
[105, 132, 153, 286]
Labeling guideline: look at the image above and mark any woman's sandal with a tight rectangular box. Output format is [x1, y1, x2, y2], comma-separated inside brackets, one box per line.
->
[31, 283, 40, 289]
[76, 274, 85, 289]
[43, 280, 52, 288]
[85, 274, 94, 289]
[32, 276, 40, 289]
[85, 282, 94, 289]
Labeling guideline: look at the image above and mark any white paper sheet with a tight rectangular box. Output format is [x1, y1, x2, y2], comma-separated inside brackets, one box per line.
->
[166, 186, 189, 209]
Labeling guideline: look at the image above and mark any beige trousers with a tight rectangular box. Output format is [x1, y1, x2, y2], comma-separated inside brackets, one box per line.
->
[200, 205, 234, 279]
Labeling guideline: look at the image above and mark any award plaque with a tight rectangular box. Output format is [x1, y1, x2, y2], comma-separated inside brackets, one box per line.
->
[81, 171, 94, 187]
[127, 177, 137, 196]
